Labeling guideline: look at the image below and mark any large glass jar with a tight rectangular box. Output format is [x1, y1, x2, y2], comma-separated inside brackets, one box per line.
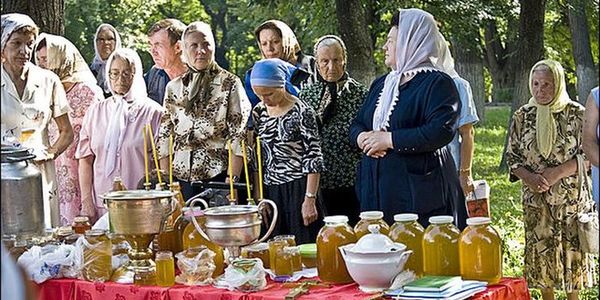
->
[354, 211, 389, 239]
[422, 216, 460, 276]
[241, 242, 270, 268]
[389, 213, 424, 277]
[459, 217, 502, 283]
[317, 215, 357, 284]
[83, 229, 112, 282]
[181, 207, 225, 277]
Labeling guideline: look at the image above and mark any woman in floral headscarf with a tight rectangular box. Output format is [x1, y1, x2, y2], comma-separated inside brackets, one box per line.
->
[90, 23, 122, 98]
[35, 34, 104, 225]
[506, 59, 594, 300]
[349, 9, 466, 228]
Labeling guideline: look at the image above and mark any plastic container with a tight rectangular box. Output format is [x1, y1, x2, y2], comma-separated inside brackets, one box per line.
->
[389, 213, 424, 277]
[182, 207, 224, 277]
[83, 229, 112, 282]
[354, 211, 389, 239]
[459, 217, 502, 283]
[422, 216, 460, 276]
[317, 215, 357, 283]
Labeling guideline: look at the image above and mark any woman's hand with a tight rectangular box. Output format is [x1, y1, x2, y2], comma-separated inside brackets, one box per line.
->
[459, 173, 475, 196]
[301, 197, 318, 226]
[523, 172, 551, 193]
[357, 132, 368, 150]
[362, 131, 392, 157]
[80, 198, 97, 222]
[541, 166, 563, 187]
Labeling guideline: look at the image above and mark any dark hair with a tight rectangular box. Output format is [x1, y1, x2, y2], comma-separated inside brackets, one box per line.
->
[35, 37, 46, 51]
[390, 11, 400, 29]
[254, 22, 282, 42]
[148, 19, 186, 45]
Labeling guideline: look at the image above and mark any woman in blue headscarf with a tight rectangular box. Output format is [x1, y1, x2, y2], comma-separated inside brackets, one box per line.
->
[251, 58, 325, 244]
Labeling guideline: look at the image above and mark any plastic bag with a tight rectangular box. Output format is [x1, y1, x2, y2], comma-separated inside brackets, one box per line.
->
[78, 232, 112, 282]
[214, 258, 267, 292]
[17, 243, 82, 283]
[175, 247, 216, 286]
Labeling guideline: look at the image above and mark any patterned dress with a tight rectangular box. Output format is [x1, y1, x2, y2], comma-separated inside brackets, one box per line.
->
[506, 102, 595, 291]
[48, 83, 102, 225]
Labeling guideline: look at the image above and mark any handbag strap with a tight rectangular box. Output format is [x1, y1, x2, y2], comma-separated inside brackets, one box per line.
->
[576, 154, 589, 204]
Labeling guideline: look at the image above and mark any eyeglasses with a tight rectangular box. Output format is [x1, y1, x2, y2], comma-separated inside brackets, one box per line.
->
[108, 70, 134, 80]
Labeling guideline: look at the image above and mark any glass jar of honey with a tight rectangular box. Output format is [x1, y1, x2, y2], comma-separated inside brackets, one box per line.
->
[134, 266, 157, 286]
[156, 182, 186, 254]
[287, 246, 302, 272]
[273, 234, 296, 246]
[72, 216, 91, 234]
[459, 217, 502, 283]
[241, 242, 270, 268]
[268, 239, 287, 271]
[389, 213, 424, 277]
[156, 251, 175, 287]
[182, 207, 225, 277]
[422, 216, 460, 276]
[354, 211, 389, 239]
[273, 246, 295, 276]
[83, 229, 112, 282]
[316, 215, 357, 284]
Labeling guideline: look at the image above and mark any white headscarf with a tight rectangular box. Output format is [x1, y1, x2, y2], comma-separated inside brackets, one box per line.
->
[181, 21, 215, 70]
[1, 13, 37, 51]
[103, 48, 147, 176]
[35, 33, 97, 85]
[433, 33, 459, 79]
[372, 8, 444, 131]
[90, 24, 122, 93]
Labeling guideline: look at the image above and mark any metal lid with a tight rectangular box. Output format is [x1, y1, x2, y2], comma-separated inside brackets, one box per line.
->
[394, 213, 419, 222]
[1, 146, 35, 163]
[73, 216, 89, 223]
[359, 211, 384, 220]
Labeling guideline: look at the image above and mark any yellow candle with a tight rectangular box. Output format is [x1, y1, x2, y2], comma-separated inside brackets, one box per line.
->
[169, 135, 173, 186]
[147, 124, 162, 185]
[143, 127, 149, 185]
[256, 136, 263, 199]
[241, 140, 252, 200]
[228, 140, 234, 200]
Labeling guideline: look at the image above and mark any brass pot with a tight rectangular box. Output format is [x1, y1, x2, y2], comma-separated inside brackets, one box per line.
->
[102, 190, 175, 235]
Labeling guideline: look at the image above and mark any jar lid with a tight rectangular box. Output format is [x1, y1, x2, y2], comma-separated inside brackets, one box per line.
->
[323, 215, 349, 224]
[283, 246, 300, 253]
[394, 213, 418, 222]
[56, 226, 74, 236]
[466, 217, 491, 226]
[74, 216, 89, 223]
[350, 224, 406, 253]
[84, 229, 106, 236]
[298, 243, 317, 257]
[429, 216, 454, 224]
[244, 242, 268, 251]
[359, 211, 384, 220]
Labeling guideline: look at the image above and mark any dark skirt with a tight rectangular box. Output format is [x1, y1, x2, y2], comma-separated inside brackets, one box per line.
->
[265, 177, 326, 244]
[322, 186, 361, 227]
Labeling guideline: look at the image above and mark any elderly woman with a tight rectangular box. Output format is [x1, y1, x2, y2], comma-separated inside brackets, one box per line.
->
[583, 86, 599, 204]
[506, 60, 594, 299]
[1, 13, 74, 228]
[349, 9, 466, 228]
[90, 23, 122, 98]
[34, 34, 104, 225]
[77, 48, 164, 220]
[244, 20, 317, 108]
[300, 35, 367, 225]
[157, 21, 251, 200]
[251, 58, 325, 244]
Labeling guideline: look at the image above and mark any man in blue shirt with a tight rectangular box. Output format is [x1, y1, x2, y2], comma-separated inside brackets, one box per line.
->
[145, 19, 188, 105]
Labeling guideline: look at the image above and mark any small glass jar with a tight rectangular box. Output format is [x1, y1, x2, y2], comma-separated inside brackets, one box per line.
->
[459, 217, 502, 283]
[156, 251, 175, 287]
[72, 216, 92, 234]
[83, 229, 112, 282]
[287, 246, 302, 272]
[273, 234, 296, 246]
[268, 239, 287, 271]
[389, 213, 425, 277]
[134, 266, 157, 286]
[274, 247, 294, 276]
[241, 242, 270, 268]
[422, 216, 461, 276]
[354, 211, 390, 239]
[55, 226, 75, 243]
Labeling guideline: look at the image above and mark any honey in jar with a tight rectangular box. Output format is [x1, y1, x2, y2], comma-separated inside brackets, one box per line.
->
[241, 242, 270, 268]
[72, 216, 91, 234]
[422, 216, 460, 276]
[354, 211, 389, 239]
[83, 229, 112, 282]
[389, 213, 424, 277]
[274, 246, 296, 276]
[134, 266, 157, 286]
[273, 234, 296, 246]
[156, 182, 185, 254]
[316, 215, 357, 284]
[156, 251, 176, 287]
[459, 217, 502, 283]
[182, 207, 225, 277]
[268, 239, 287, 271]
[287, 246, 302, 272]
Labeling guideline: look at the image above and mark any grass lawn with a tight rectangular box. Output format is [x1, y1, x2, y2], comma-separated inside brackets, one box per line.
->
[474, 106, 599, 299]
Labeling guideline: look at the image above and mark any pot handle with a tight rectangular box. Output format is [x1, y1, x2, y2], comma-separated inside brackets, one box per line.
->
[159, 196, 178, 233]
[189, 197, 211, 242]
[256, 199, 278, 243]
[5, 154, 36, 164]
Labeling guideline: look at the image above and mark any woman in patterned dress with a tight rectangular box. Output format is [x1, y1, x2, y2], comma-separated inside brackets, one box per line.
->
[35, 34, 104, 225]
[251, 58, 326, 244]
[506, 59, 595, 300]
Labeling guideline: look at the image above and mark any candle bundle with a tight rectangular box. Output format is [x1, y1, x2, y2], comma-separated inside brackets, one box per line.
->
[143, 126, 149, 186]
[256, 136, 264, 200]
[228, 140, 234, 200]
[147, 124, 162, 185]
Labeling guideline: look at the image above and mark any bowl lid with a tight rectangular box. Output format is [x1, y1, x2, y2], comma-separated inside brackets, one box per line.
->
[351, 224, 406, 253]
[298, 243, 317, 257]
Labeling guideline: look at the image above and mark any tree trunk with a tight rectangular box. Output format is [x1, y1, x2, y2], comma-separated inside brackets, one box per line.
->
[200, 0, 230, 71]
[453, 44, 486, 124]
[335, 0, 376, 86]
[482, 20, 518, 103]
[1, 0, 64, 35]
[567, 0, 598, 103]
[499, 0, 547, 170]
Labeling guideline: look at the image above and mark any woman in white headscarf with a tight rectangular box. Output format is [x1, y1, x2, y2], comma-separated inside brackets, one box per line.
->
[76, 48, 164, 220]
[1, 13, 74, 228]
[34, 33, 104, 225]
[90, 23, 122, 98]
[349, 9, 466, 228]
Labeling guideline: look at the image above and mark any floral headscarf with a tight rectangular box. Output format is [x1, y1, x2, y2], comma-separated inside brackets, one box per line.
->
[255, 20, 301, 63]
[35, 33, 97, 85]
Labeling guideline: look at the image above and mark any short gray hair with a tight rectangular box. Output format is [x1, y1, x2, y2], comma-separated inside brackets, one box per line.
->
[313, 35, 347, 64]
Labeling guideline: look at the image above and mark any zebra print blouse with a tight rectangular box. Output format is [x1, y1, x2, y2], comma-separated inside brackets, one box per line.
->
[252, 100, 325, 185]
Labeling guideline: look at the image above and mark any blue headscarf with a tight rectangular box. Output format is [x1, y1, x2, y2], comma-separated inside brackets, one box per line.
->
[250, 58, 299, 96]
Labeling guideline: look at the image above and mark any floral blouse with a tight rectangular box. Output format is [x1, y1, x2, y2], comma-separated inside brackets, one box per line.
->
[157, 69, 251, 182]
[252, 100, 325, 185]
[300, 77, 367, 189]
